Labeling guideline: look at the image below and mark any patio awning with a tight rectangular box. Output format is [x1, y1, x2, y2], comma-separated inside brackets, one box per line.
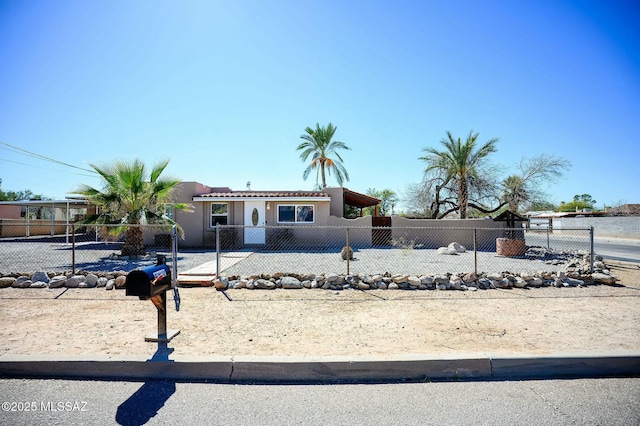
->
[342, 188, 380, 209]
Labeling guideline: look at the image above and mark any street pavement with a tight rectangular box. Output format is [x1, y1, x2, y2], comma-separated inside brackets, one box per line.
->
[1, 377, 639, 425]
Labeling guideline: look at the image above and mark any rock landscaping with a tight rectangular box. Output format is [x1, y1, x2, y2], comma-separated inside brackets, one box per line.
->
[0, 251, 618, 291]
[211, 255, 617, 291]
[0, 238, 621, 292]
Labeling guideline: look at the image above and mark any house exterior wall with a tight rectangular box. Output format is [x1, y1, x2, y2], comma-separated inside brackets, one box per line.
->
[324, 187, 344, 218]
[172, 181, 212, 247]
[200, 201, 242, 248]
[182, 197, 334, 248]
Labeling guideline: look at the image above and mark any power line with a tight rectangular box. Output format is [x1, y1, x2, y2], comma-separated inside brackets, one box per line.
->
[0, 141, 97, 174]
[0, 157, 97, 178]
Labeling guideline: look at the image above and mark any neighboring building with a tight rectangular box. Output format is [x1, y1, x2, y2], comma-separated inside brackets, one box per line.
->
[0, 204, 21, 219]
[0, 199, 90, 238]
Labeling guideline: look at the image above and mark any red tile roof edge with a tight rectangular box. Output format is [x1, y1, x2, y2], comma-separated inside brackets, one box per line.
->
[195, 191, 330, 198]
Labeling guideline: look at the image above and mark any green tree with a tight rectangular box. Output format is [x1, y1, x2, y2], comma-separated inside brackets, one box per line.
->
[297, 123, 351, 189]
[72, 158, 191, 256]
[364, 188, 397, 216]
[0, 189, 46, 201]
[559, 194, 597, 212]
[420, 130, 498, 218]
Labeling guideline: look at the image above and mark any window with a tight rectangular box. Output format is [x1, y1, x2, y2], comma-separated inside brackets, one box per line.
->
[210, 203, 228, 226]
[277, 204, 314, 223]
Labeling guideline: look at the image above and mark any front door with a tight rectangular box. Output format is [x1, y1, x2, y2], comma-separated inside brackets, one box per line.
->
[244, 201, 266, 244]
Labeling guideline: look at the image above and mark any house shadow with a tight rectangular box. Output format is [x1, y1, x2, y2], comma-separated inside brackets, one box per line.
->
[115, 342, 176, 426]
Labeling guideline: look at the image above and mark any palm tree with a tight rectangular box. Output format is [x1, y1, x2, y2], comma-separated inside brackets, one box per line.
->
[502, 175, 528, 212]
[297, 123, 351, 189]
[420, 131, 498, 219]
[73, 158, 191, 256]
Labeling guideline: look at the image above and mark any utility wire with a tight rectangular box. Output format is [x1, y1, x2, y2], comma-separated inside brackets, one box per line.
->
[0, 141, 97, 174]
[0, 157, 97, 178]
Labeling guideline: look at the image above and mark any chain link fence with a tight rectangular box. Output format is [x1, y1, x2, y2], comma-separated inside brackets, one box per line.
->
[0, 222, 593, 277]
[215, 225, 594, 277]
[0, 223, 187, 275]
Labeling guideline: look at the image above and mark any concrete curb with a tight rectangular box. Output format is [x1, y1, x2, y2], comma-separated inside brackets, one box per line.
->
[1, 351, 639, 382]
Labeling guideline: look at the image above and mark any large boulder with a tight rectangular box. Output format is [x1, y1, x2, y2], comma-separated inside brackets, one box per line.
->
[214, 277, 229, 290]
[437, 247, 458, 255]
[12, 276, 32, 288]
[592, 272, 617, 285]
[462, 272, 478, 285]
[65, 275, 85, 288]
[513, 277, 527, 288]
[0, 277, 16, 288]
[115, 275, 127, 289]
[31, 271, 50, 284]
[407, 276, 421, 286]
[448, 242, 466, 253]
[82, 273, 99, 288]
[48, 276, 67, 289]
[281, 276, 302, 289]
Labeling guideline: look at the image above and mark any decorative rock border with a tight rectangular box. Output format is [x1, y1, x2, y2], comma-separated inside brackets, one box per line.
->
[0, 255, 618, 291]
[0, 271, 129, 290]
[212, 268, 617, 291]
[208, 255, 618, 290]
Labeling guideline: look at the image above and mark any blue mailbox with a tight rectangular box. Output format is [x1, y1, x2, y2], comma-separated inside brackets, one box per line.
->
[126, 256, 173, 298]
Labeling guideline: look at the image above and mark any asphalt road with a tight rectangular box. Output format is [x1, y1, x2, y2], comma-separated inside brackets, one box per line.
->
[593, 239, 640, 263]
[1, 378, 638, 425]
[525, 233, 640, 263]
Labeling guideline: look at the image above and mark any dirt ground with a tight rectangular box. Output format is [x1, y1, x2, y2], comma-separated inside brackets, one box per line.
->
[1, 260, 638, 358]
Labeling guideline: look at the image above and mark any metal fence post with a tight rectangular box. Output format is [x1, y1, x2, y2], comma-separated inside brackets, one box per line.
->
[590, 226, 594, 272]
[346, 227, 350, 275]
[546, 225, 550, 249]
[171, 225, 178, 284]
[71, 223, 76, 274]
[473, 228, 477, 275]
[216, 224, 220, 277]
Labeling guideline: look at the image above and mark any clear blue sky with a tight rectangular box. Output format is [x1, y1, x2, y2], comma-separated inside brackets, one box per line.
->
[1, 0, 639, 211]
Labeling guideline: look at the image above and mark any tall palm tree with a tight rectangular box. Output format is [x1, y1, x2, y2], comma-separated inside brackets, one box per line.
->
[73, 158, 191, 256]
[420, 131, 498, 219]
[297, 123, 351, 189]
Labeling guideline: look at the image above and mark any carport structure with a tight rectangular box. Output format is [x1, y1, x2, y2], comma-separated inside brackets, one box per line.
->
[0, 197, 90, 240]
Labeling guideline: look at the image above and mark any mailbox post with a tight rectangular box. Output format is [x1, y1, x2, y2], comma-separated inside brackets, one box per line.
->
[126, 254, 180, 343]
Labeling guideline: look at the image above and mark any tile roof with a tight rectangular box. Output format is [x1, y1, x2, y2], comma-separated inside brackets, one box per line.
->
[195, 190, 330, 198]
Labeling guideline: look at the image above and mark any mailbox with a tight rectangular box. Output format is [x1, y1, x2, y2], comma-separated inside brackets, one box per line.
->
[123, 231, 181, 343]
[126, 256, 173, 298]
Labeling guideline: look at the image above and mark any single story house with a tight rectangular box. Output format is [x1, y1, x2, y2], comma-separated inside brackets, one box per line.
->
[172, 182, 381, 247]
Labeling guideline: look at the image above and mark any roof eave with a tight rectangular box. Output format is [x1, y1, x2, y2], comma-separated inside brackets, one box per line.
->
[192, 196, 332, 202]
